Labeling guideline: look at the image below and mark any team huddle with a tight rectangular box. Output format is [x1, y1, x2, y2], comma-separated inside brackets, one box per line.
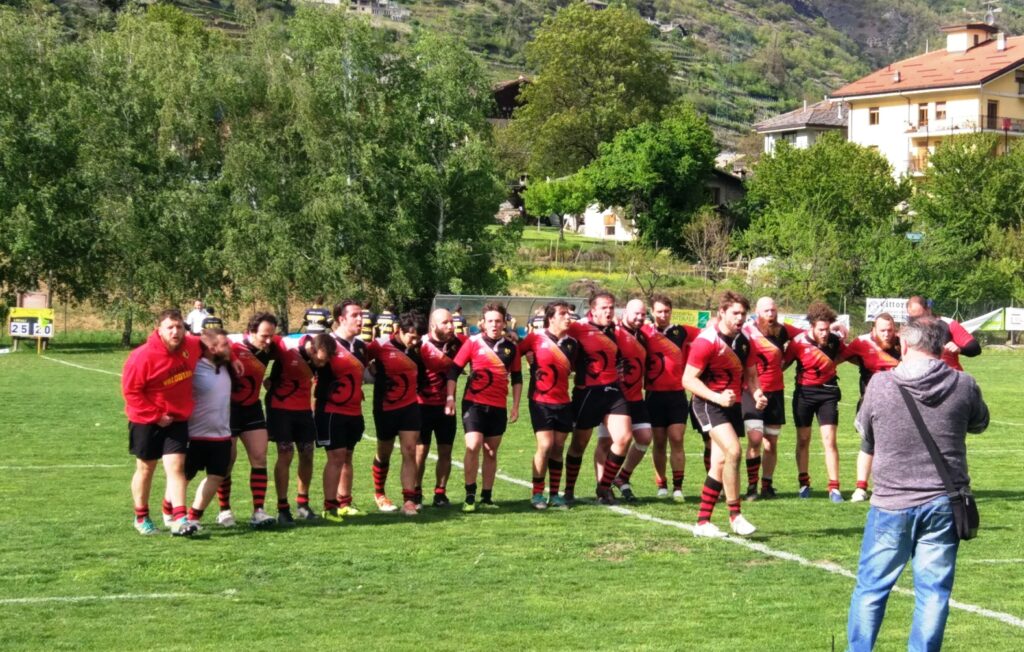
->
[122, 292, 979, 538]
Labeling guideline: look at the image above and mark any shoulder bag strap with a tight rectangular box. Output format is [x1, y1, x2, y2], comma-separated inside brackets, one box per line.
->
[895, 383, 958, 495]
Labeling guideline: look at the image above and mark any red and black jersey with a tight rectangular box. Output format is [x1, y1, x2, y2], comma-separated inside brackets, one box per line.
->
[266, 336, 315, 411]
[122, 332, 202, 424]
[367, 336, 420, 412]
[641, 323, 701, 392]
[840, 333, 901, 396]
[615, 325, 647, 402]
[785, 331, 848, 387]
[567, 320, 620, 387]
[686, 328, 753, 396]
[742, 322, 802, 393]
[418, 334, 466, 406]
[315, 344, 366, 416]
[518, 330, 579, 405]
[448, 334, 523, 408]
[941, 319, 976, 371]
[229, 335, 284, 407]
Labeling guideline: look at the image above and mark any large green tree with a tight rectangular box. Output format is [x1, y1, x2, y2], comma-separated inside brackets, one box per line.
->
[510, 1, 674, 178]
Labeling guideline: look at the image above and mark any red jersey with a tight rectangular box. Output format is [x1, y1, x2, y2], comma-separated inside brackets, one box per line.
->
[418, 335, 466, 406]
[266, 336, 315, 411]
[840, 332, 901, 395]
[686, 328, 753, 395]
[641, 323, 701, 392]
[941, 318, 975, 371]
[518, 330, 579, 405]
[367, 336, 420, 412]
[315, 343, 366, 416]
[229, 335, 284, 406]
[742, 322, 802, 393]
[567, 320, 620, 387]
[448, 334, 523, 408]
[785, 331, 847, 387]
[615, 325, 647, 402]
[122, 331, 202, 424]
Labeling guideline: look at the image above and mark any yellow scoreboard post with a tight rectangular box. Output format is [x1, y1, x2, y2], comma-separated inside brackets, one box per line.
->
[8, 307, 55, 354]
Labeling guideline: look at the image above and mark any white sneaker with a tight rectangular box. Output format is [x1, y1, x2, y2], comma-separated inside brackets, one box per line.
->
[249, 508, 275, 528]
[186, 519, 203, 532]
[656, 487, 669, 498]
[672, 489, 685, 503]
[216, 510, 236, 527]
[693, 521, 727, 538]
[729, 514, 757, 536]
[850, 488, 868, 503]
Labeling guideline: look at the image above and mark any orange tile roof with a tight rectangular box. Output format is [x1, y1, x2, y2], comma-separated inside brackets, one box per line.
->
[831, 36, 1024, 98]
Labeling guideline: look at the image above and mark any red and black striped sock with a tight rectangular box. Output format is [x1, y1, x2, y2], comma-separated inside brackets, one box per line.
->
[761, 475, 773, 490]
[727, 500, 741, 521]
[548, 459, 563, 496]
[162, 499, 173, 518]
[134, 506, 149, 524]
[297, 493, 310, 509]
[372, 458, 389, 497]
[338, 495, 352, 508]
[250, 468, 268, 510]
[856, 480, 868, 490]
[799, 472, 811, 488]
[277, 498, 289, 512]
[827, 480, 840, 492]
[217, 475, 232, 510]
[187, 507, 204, 522]
[171, 505, 186, 521]
[532, 477, 545, 496]
[564, 455, 583, 493]
[618, 465, 635, 485]
[324, 498, 340, 511]
[672, 471, 684, 490]
[746, 456, 762, 487]
[598, 453, 625, 492]
[434, 486, 446, 496]
[402, 489, 416, 504]
[697, 476, 723, 524]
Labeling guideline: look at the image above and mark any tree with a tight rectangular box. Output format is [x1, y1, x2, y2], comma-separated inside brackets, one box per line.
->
[683, 206, 732, 305]
[742, 132, 911, 304]
[509, 1, 673, 178]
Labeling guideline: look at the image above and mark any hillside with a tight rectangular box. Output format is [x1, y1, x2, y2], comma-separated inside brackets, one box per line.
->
[41, 0, 1024, 147]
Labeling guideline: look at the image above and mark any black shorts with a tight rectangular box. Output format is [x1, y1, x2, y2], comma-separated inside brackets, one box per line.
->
[529, 402, 574, 433]
[646, 390, 689, 428]
[315, 412, 364, 451]
[627, 399, 651, 429]
[230, 402, 267, 436]
[419, 404, 457, 447]
[185, 439, 231, 478]
[690, 397, 744, 437]
[267, 408, 316, 445]
[574, 384, 629, 430]
[462, 401, 507, 437]
[792, 385, 840, 428]
[742, 389, 786, 428]
[374, 403, 422, 441]
[129, 421, 189, 460]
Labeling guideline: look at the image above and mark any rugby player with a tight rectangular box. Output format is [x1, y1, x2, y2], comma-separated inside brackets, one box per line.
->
[684, 292, 765, 537]
[529, 309, 546, 334]
[201, 308, 223, 331]
[561, 292, 633, 506]
[906, 296, 980, 371]
[328, 300, 370, 515]
[741, 297, 801, 501]
[451, 305, 468, 337]
[359, 304, 376, 343]
[642, 294, 701, 501]
[605, 299, 651, 503]
[445, 303, 523, 511]
[302, 295, 332, 335]
[179, 328, 233, 528]
[266, 333, 319, 524]
[375, 308, 397, 339]
[219, 312, 282, 528]
[367, 311, 427, 516]
[839, 313, 901, 503]
[417, 308, 466, 508]
[123, 309, 202, 536]
[785, 302, 849, 502]
[518, 301, 579, 510]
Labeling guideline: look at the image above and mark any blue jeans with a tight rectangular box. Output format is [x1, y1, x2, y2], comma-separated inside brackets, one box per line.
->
[847, 495, 959, 652]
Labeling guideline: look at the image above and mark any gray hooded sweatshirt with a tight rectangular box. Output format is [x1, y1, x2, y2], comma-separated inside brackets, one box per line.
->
[855, 358, 989, 511]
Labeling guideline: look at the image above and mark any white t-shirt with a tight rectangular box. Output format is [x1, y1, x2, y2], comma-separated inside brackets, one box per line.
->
[188, 358, 232, 441]
[185, 308, 210, 334]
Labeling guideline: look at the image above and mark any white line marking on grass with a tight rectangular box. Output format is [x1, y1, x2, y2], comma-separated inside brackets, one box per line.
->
[991, 420, 1023, 427]
[41, 356, 122, 377]
[0, 464, 124, 471]
[0, 589, 237, 606]
[961, 559, 1024, 564]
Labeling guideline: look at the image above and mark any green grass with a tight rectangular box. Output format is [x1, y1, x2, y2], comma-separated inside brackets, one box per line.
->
[0, 344, 1022, 650]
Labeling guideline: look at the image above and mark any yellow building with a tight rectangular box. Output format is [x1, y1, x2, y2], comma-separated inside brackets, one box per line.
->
[830, 23, 1024, 177]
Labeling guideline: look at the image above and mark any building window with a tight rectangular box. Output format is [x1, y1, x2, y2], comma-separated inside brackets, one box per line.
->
[869, 107, 880, 125]
[918, 103, 929, 126]
[987, 100, 999, 129]
[604, 214, 616, 237]
[936, 101, 947, 121]
[711, 187, 722, 205]
[1016, 70, 1024, 95]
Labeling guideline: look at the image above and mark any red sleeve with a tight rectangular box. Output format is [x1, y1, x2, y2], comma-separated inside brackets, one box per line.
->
[451, 338, 475, 370]
[949, 320, 975, 347]
[511, 346, 522, 373]
[366, 340, 381, 362]
[517, 333, 535, 357]
[783, 338, 799, 367]
[121, 351, 162, 423]
[685, 337, 714, 371]
[684, 325, 702, 341]
[838, 338, 862, 364]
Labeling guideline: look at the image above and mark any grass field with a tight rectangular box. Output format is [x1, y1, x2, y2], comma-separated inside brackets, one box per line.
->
[0, 342, 1022, 650]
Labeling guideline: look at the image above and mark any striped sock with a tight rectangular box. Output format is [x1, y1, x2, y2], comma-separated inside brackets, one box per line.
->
[324, 498, 340, 511]
[672, 471, 684, 490]
[618, 465, 635, 485]
[187, 507, 204, 522]
[172, 505, 186, 521]
[402, 489, 416, 504]
[799, 472, 811, 488]
[217, 475, 232, 510]
[134, 506, 149, 524]
[727, 500, 741, 521]
[564, 455, 583, 493]
[162, 499, 173, 518]
[297, 493, 310, 509]
[746, 456, 761, 487]
[761, 475, 773, 490]
[598, 453, 625, 492]
[277, 498, 289, 512]
[548, 459, 563, 496]
[697, 476, 723, 524]
[338, 495, 352, 508]
[250, 468, 268, 510]
[827, 480, 840, 492]
[372, 459, 389, 497]
[532, 477, 545, 496]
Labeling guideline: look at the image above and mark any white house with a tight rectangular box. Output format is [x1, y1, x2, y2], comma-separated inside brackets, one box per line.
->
[563, 204, 637, 242]
[754, 99, 848, 154]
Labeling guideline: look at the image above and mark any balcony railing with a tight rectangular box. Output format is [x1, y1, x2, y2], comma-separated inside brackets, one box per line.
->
[910, 115, 1024, 134]
[908, 156, 929, 174]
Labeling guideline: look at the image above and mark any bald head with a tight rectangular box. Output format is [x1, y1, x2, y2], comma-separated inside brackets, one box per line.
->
[430, 308, 454, 341]
[755, 296, 777, 325]
[623, 299, 646, 329]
